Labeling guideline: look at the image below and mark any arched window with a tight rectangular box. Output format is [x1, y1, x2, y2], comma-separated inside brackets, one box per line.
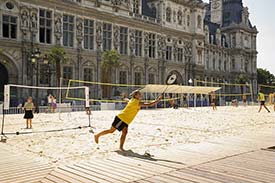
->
[197, 15, 202, 29]
[166, 7, 171, 23]
[178, 10, 183, 25]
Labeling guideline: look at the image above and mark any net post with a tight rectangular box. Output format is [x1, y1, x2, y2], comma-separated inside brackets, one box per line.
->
[85, 86, 91, 127]
[1, 85, 9, 137]
[250, 83, 254, 105]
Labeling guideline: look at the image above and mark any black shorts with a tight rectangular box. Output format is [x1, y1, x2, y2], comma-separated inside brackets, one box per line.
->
[24, 110, 33, 119]
[260, 101, 265, 105]
[112, 116, 128, 131]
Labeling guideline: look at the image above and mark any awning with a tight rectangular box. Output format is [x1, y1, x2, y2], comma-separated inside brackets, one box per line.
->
[140, 84, 220, 94]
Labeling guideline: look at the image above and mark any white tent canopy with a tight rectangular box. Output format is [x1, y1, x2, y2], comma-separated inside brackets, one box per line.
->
[140, 84, 220, 94]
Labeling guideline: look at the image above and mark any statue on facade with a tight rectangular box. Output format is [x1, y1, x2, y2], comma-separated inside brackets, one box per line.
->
[113, 25, 120, 50]
[144, 32, 149, 56]
[76, 18, 84, 42]
[20, 8, 29, 30]
[129, 29, 135, 55]
[30, 10, 38, 31]
[54, 14, 62, 34]
[96, 21, 103, 49]
[173, 39, 178, 61]
[157, 35, 166, 59]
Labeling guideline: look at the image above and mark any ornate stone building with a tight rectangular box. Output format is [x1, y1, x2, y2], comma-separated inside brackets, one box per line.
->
[0, 0, 258, 99]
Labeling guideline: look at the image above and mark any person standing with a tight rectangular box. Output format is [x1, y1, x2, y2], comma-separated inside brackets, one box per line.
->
[23, 96, 34, 129]
[242, 94, 247, 107]
[210, 91, 217, 110]
[47, 94, 53, 113]
[52, 96, 57, 113]
[258, 91, 270, 113]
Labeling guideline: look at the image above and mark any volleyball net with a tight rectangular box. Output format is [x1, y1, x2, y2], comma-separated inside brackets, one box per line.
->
[1, 84, 91, 135]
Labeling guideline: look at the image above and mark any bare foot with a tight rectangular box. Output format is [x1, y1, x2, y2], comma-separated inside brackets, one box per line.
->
[94, 135, 99, 144]
[119, 147, 125, 151]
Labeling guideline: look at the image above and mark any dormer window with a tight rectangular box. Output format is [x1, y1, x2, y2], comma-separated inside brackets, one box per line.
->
[166, 7, 171, 23]
[178, 10, 183, 25]
[133, 0, 140, 14]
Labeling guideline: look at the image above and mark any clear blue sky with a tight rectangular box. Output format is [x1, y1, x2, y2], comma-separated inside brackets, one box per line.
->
[203, 0, 275, 75]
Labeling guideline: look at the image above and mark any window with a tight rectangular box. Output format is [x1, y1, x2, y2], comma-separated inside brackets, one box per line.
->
[119, 71, 127, 84]
[134, 30, 142, 56]
[213, 59, 216, 70]
[231, 59, 235, 70]
[197, 15, 202, 29]
[39, 9, 52, 44]
[177, 48, 183, 62]
[134, 72, 142, 85]
[84, 19, 94, 50]
[166, 46, 172, 61]
[133, 0, 140, 14]
[152, 6, 157, 18]
[178, 10, 183, 25]
[224, 61, 227, 71]
[149, 73, 155, 84]
[103, 23, 112, 51]
[120, 27, 128, 55]
[206, 59, 209, 69]
[63, 66, 73, 85]
[2, 15, 17, 39]
[63, 15, 74, 47]
[84, 68, 93, 81]
[166, 7, 171, 22]
[219, 60, 222, 71]
[40, 64, 49, 84]
[148, 33, 156, 58]
[187, 14, 190, 26]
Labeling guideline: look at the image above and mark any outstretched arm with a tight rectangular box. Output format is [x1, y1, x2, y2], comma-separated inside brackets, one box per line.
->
[140, 95, 163, 107]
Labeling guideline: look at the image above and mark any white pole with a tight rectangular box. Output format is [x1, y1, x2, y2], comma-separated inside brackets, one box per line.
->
[59, 77, 62, 104]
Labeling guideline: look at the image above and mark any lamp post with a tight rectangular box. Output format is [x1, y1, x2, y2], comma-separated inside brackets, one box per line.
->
[30, 48, 48, 113]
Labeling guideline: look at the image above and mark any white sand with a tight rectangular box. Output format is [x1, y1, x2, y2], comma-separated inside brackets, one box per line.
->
[1, 106, 274, 165]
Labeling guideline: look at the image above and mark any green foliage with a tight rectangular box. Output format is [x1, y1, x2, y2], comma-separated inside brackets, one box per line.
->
[101, 50, 120, 69]
[101, 50, 120, 98]
[235, 74, 248, 84]
[48, 46, 68, 64]
[48, 46, 68, 86]
[257, 68, 275, 85]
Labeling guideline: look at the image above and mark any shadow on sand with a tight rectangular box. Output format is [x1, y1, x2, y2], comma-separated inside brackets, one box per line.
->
[115, 149, 186, 166]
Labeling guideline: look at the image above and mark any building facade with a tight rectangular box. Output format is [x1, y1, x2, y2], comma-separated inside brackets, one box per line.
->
[0, 0, 258, 100]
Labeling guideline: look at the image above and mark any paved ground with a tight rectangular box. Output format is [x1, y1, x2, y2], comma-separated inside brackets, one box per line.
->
[1, 127, 274, 183]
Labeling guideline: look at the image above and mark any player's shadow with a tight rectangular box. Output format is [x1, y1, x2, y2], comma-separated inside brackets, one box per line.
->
[115, 150, 186, 166]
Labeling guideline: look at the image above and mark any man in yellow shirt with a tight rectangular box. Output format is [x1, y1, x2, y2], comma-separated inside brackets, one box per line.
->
[258, 91, 270, 113]
[94, 90, 162, 151]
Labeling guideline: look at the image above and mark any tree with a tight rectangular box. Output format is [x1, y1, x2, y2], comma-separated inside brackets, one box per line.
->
[257, 68, 275, 85]
[235, 74, 248, 94]
[48, 46, 68, 87]
[101, 50, 120, 98]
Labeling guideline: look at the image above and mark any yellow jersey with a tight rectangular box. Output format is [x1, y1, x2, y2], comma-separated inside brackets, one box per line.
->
[258, 93, 265, 101]
[117, 98, 140, 125]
